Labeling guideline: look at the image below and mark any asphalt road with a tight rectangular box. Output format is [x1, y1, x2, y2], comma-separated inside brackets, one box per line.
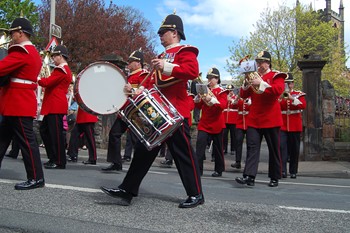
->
[0, 154, 349, 233]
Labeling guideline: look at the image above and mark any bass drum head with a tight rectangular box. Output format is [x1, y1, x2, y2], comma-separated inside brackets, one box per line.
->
[74, 62, 127, 115]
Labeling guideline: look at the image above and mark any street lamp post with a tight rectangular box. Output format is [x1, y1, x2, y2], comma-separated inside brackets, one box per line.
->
[49, 0, 56, 39]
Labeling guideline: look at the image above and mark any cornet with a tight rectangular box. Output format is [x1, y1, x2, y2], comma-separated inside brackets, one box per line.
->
[239, 55, 263, 94]
[195, 80, 218, 106]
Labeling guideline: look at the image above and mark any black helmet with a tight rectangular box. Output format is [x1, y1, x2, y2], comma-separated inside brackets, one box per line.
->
[255, 51, 271, 62]
[51, 45, 69, 59]
[158, 14, 186, 40]
[285, 72, 294, 82]
[206, 67, 221, 84]
[226, 84, 234, 90]
[128, 49, 144, 65]
[10, 18, 34, 36]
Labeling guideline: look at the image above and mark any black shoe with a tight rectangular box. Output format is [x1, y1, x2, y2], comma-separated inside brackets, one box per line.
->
[211, 171, 222, 177]
[44, 163, 66, 169]
[282, 172, 287, 178]
[231, 151, 235, 155]
[5, 153, 18, 159]
[121, 157, 131, 162]
[100, 187, 132, 206]
[235, 176, 255, 186]
[178, 194, 204, 208]
[15, 179, 45, 190]
[268, 179, 279, 187]
[82, 160, 96, 165]
[101, 163, 122, 171]
[290, 174, 297, 179]
[160, 159, 173, 168]
[67, 156, 77, 162]
[231, 162, 241, 169]
[224, 150, 228, 154]
[43, 160, 53, 166]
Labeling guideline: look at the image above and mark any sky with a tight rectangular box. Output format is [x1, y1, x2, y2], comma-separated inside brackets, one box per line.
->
[115, 0, 349, 80]
[36, 0, 349, 80]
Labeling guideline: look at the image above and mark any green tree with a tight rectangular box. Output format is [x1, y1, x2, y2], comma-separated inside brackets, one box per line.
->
[37, 0, 157, 72]
[226, 3, 349, 95]
[0, 0, 39, 30]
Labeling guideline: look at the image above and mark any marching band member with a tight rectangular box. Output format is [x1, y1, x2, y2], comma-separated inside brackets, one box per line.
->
[39, 45, 72, 169]
[231, 96, 251, 169]
[0, 18, 45, 190]
[279, 73, 306, 179]
[67, 106, 98, 165]
[235, 51, 285, 187]
[101, 13, 204, 208]
[101, 49, 149, 171]
[223, 85, 238, 155]
[194, 67, 228, 177]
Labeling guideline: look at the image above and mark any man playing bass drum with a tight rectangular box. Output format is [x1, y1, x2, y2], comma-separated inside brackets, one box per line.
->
[101, 13, 203, 208]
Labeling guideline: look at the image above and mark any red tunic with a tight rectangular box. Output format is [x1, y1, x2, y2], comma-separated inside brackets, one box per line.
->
[38, 64, 72, 115]
[196, 86, 228, 134]
[223, 94, 238, 124]
[0, 42, 42, 117]
[128, 68, 150, 89]
[280, 90, 306, 132]
[154, 44, 199, 119]
[240, 70, 285, 128]
[236, 98, 251, 130]
[76, 107, 98, 123]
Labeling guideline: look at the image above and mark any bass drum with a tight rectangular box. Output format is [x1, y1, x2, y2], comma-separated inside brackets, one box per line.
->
[74, 62, 127, 115]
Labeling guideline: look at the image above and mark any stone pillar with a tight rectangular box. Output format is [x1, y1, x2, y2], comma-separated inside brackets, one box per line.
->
[297, 55, 327, 160]
[321, 80, 336, 160]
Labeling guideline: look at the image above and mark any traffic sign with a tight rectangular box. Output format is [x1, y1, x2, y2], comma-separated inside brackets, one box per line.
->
[45, 37, 59, 52]
[51, 23, 62, 38]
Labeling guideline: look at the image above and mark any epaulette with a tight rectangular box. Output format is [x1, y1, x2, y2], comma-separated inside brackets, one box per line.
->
[139, 69, 149, 77]
[273, 72, 288, 79]
[8, 44, 29, 54]
[177, 45, 199, 56]
[54, 64, 67, 74]
[218, 86, 229, 95]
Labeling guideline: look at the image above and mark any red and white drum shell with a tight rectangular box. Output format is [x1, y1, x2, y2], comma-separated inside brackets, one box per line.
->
[120, 86, 183, 150]
[74, 62, 127, 115]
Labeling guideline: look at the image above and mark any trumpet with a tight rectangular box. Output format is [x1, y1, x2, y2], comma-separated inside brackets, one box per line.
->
[195, 80, 217, 106]
[239, 55, 263, 94]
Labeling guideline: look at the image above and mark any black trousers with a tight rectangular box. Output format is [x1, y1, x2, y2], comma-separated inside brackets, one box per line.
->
[119, 119, 202, 197]
[223, 123, 236, 152]
[243, 127, 282, 180]
[8, 138, 20, 158]
[234, 128, 247, 163]
[40, 114, 66, 165]
[280, 131, 301, 174]
[196, 130, 225, 174]
[123, 130, 137, 159]
[106, 118, 128, 166]
[0, 116, 44, 180]
[67, 123, 97, 161]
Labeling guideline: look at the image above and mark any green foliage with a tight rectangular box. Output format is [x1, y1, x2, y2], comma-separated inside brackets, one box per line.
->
[226, 3, 349, 96]
[0, 0, 39, 29]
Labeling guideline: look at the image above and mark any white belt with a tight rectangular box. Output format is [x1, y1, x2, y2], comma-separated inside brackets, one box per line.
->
[238, 111, 249, 115]
[282, 110, 302, 114]
[223, 109, 238, 112]
[11, 78, 36, 85]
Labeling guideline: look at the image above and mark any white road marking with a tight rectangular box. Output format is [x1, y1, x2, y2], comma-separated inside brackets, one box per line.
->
[204, 177, 350, 189]
[279, 205, 350, 214]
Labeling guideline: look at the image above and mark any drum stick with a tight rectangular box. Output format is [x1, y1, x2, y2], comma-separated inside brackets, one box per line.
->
[138, 52, 166, 88]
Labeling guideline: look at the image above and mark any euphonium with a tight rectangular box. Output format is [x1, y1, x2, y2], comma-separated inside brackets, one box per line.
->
[239, 55, 263, 94]
[0, 31, 11, 50]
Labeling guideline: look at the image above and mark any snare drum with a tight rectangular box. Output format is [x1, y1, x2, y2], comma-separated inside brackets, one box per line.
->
[74, 62, 127, 115]
[120, 86, 183, 150]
